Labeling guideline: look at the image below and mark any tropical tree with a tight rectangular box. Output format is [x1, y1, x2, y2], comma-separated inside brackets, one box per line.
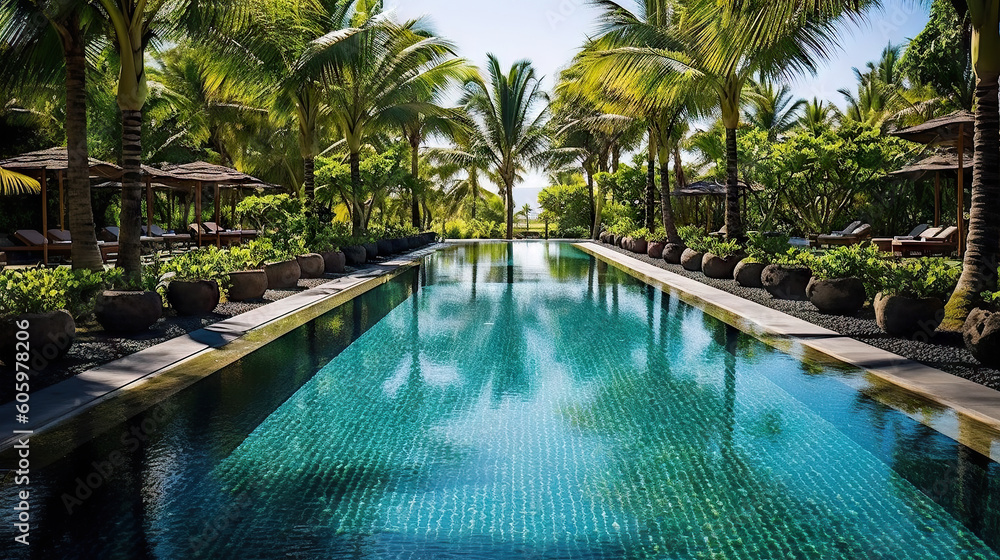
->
[0, 167, 40, 194]
[798, 97, 839, 134]
[586, 0, 875, 241]
[0, 0, 104, 270]
[517, 203, 532, 232]
[455, 55, 550, 240]
[743, 79, 806, 141]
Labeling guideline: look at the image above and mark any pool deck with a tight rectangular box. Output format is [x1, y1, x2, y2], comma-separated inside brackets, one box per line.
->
[0, 246, 441, 461]
[576, 242, 1000, 462]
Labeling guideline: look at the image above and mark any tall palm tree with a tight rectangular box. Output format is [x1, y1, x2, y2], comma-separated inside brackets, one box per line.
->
[1, 0, 104, 270]
[310, 13, 471, 235]
[457, 55, 550, 240]
[587, 0, 869, 241]
[743, 79, 806, 141]
[798, 97, 839, 134]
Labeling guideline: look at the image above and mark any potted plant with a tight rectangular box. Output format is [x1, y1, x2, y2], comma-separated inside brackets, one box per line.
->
[222, 241, 270, 302]
[680, 232, 710, 272]
[97, 264, 165, 332]
[627, 227, 650, 255]
[342, 240, 367, 267]
[964, 291, 1000, 368]
[805, 244, 883, 315]
[261, 236, 305, 289]
[647, 228, 668, 259]
[874, 258, 959, 339]
[702, 238, 744, 279]
[761, 248, 814, 300]
[669, 225, 702, 265]
[0, 267, 102, 365]
[734, 233, 789, 288]
[161, 247, 228, 315]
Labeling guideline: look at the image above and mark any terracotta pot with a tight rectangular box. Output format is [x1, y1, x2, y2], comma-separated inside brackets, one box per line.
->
[321, 251, 346, 274]
[964, 308, 1000, 368]
[95, 290, 163, 332]
[761, 265, 812, 300]
[680, 249, 705, 272]
[166, 280, 220, 316]
[343, 245, 366, 266]
[227, 271, 268, 302]
[702, 253, 742, 279]
[663, 243, 685, 264]
[631, 238, 648, 254]
[734, 260, 766, 288]
[874, 293, 944, 339]
[264, 259, 301, 289]
[647, 242, 666, 259]
[363, 242, 379, 261]
[0, 310, 76, 366]
[377, 239, 395, 256]
[296, 253, 325, 279]
[807, 277, 866, 315]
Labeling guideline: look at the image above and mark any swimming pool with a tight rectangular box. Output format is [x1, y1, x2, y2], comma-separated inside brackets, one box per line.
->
[3, 242, 998, 559]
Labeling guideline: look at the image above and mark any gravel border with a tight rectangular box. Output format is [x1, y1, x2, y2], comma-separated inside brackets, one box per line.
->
[596, 242, 1000, 390]
[0, 262, 386, 404]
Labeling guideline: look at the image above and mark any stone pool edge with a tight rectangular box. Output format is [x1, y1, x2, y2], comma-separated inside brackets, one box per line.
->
[576, 242, 1000, 462]
[0, 245, 443, 461]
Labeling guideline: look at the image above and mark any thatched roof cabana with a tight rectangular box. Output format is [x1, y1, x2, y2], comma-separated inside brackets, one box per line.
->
[672, 180, 757, 197]
[0, 147, 122, 179]
[891, 152, 973, 227]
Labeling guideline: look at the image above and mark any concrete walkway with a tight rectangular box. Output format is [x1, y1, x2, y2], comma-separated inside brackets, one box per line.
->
[577, 242, 1000, 462]
[0, 246, 440, 459]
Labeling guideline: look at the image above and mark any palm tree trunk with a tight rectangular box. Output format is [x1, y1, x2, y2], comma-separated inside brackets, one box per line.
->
[471, 175, 478, 221]
[724, 127, 744, 241]
[586, 164, 596, 237]
[410, 138, 421, 229]
[303, 155, 315, 201]
[63, 19, 103, 271]
[944, 71, 1000, 329]
[118, 109, 143, 278]
[350, 150, 364, 236]
[646, 129, 657, 230]
[505, 179, 514, 240]
[659, 148, 681, 244]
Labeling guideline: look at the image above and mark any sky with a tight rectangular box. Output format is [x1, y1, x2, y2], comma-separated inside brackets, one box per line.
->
[388, 0, 931, 213]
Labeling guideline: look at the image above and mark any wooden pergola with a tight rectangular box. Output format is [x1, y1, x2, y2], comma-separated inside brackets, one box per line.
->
[672, 180, 759, 232]
[890, 152, 972, 228]
[889, 111, 975, 255]
[0, 147, 122, 263]
[142, 162, 277, 247]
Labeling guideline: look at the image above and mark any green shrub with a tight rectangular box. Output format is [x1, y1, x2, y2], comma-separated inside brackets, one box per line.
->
[771, 247, 815, 268]
[809, 244, 888, 296]
[161, 247, 230, 284]
[629, 227, 653, 240]
[981, 291, 1000, 310]
[104, 261, 165, 293]
[877, 258, 960, 300]
[744, 232, 791, 264]
[556, 226, 590, 239]
[676, 225, 704, 245]
[607, 218, 637, 237]
[705, 238, 743, 259]
[235, 194, 302, 231]
[0, 267, 106, 319]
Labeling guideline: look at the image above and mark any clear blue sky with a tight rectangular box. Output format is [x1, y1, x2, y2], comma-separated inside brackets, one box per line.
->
[388, 0, 930, 212]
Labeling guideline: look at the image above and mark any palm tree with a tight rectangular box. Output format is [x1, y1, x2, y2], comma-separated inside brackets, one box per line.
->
[517, 203, 532, 232]
[743, 79, 806, 141]
[1, 0, 104, 270]
[0, 167, 40, 194]
[944, 1, 1000, 328]
[458, 55, 550, 240]
[311, 13, 470, 235]
[587, 0, 870, 241]
[798, 97, 839, 134]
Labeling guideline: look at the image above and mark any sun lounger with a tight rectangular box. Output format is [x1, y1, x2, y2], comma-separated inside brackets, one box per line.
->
[3, 229, 117, 264]
[815, 223, 872, 247]
[143, 225, 192, 250]
[190, 222, 243, 246]
[892, 226, 959, 257]
[873, 224, 929, 252]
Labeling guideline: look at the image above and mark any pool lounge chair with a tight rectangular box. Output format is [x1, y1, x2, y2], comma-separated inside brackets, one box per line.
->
[892, 226, 959, 257]
[100, 226, 164, 248]
[142, 225, 192, 249]
[815, 222, 872, 247]
[190, 222, 243, 246]
[50, 229, 120, 263]
[872, 224, 930, 252]
[3, 229, 72, 262]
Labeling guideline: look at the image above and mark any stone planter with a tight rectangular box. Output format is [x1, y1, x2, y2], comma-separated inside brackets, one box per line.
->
[647, 242, 666, 259]
[761, 265, 812, 300]
[702, 254, 742, 279]
[631, 238, 648, 255]
[343, 245, 366, 266]
[663, 243, 685, 264]
[807, 277, 866, 315]
[264, 259, 301, 289]
[406, 236, 421, 249]
[296, 253, 325, 279]
[227, 270, 268, 302]
[681, 249, 705, 272]
[0, 310, 76, 366]
[599, 232, 610, 244]
[734, 260, 766, 288]
[95, 290, 163, 332]
[321, 251, 346, 274]
[377, 239, 395, 256]
[964, 309, 1000, 368]
[166, 280, 220, 316]
[874, 293, 944, 339]
[390, 238, 407, 253]
[422, 232, 437, 244]
[363, 242, 379, 261]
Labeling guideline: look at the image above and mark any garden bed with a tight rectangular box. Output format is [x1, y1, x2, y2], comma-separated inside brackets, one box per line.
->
[598, 242, 1000, 390]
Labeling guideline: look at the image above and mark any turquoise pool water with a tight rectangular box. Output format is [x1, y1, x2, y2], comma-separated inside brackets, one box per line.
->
[3, 242, 999, 559]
